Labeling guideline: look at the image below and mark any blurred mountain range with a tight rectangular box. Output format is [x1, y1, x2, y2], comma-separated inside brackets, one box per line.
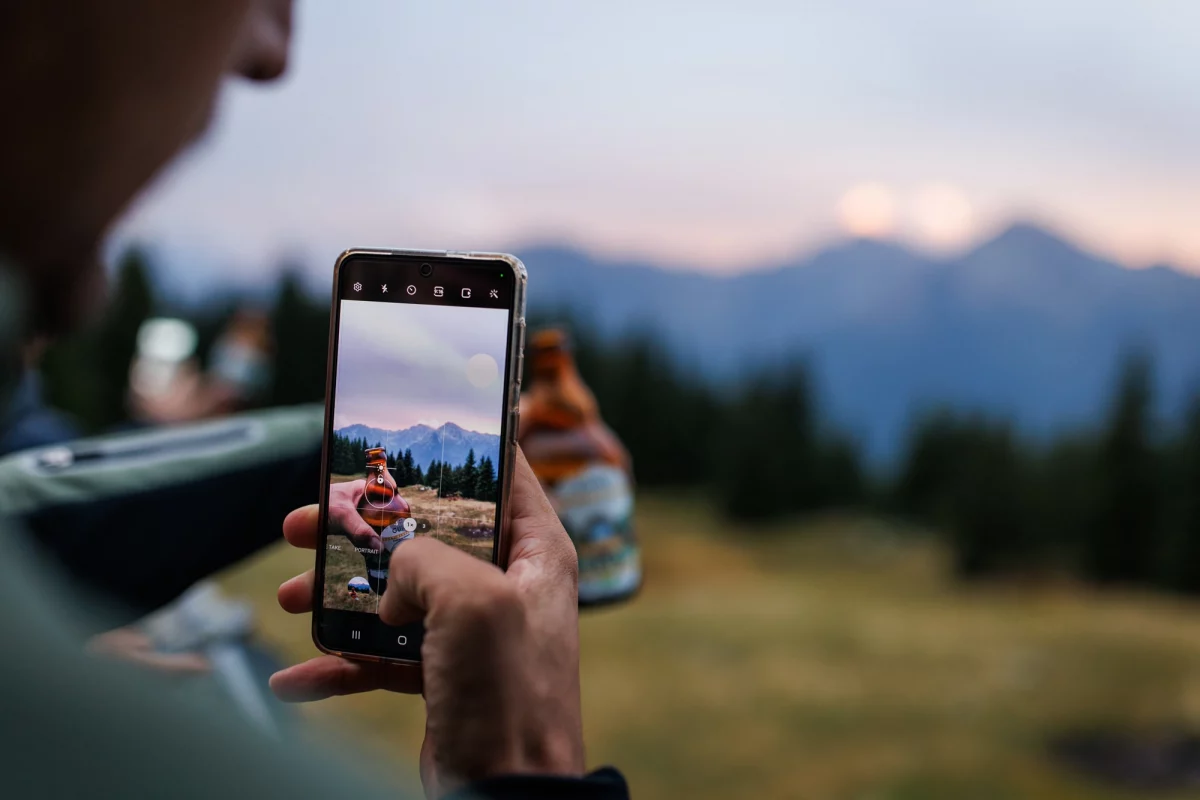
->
[520, 223, 1200, 460]
[336, 422, 500, 473]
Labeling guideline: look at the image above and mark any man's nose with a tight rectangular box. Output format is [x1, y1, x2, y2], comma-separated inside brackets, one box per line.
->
[232, 0, 294, 83]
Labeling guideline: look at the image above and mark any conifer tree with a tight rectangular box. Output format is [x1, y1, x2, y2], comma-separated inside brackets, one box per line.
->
[476, 456, 497, 502]
[1084, 353, 1161, 585]
[460, 449, 478, 499]
[402, 449, 417, 487]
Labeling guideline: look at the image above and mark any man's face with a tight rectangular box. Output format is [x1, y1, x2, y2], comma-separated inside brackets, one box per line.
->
[0, 0, 295, 334]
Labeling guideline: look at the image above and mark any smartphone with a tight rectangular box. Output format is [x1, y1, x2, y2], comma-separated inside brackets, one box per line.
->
[313, 249, 527, 663]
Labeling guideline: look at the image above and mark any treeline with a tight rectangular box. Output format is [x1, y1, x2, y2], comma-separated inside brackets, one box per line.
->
[555, 322, 866, 519]
[534, 318, 1200, 594]
[331, 434, 497, 502]
[892, 355, 1200, 592]
[426, 450, 498, 502]
[331, 434, 407, 479]
[41, 249, 1200, 593]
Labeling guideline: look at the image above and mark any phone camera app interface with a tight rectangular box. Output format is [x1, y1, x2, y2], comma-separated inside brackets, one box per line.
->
[324, 283, 510, 617]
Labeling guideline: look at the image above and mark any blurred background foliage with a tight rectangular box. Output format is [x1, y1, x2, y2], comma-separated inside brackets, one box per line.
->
[47, 246, 1200, 598]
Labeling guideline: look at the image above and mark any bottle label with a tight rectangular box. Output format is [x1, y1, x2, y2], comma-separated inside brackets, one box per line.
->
[548, 464, 641, 604]
[369, 525, 414, 580]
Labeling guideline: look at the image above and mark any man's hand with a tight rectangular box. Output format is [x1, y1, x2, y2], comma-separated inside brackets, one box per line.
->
[270, 450, 584, 798]
[327, 479, 383, 553]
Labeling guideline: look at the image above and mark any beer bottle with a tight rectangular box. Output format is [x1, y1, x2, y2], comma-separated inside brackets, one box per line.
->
[519, 329, 641, 606]
[357, 446, 412, 593]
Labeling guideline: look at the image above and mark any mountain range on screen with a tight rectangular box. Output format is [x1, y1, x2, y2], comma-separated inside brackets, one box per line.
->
[336, 422, 501, 473]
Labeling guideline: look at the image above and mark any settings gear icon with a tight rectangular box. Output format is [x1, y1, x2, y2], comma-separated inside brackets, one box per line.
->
[352, 282, 363, 292]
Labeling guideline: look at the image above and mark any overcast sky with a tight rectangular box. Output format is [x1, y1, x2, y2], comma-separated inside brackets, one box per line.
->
[333, 300, 510, 435]
[117, 0, 1200, 287]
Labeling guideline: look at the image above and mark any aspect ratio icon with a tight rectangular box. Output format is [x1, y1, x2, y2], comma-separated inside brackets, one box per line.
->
[406, 285, 416, 296]
[461, 288, 472, 299]
[433, 286, 444, 297]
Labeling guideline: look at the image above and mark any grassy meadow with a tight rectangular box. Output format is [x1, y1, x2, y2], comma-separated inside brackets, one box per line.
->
[329, 474, 495, 569]
[219, 496, 1200, 799]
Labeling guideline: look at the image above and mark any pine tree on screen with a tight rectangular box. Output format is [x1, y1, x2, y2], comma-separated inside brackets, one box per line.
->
[428, 460, 445, 497]
[331, 434, 354, 475]
[442, 463, 459, 498]
[402, 449, 416, 487]
[476, 456, 496, 502]
[392, 450, 409, 485]
[460, 449, 478, 500]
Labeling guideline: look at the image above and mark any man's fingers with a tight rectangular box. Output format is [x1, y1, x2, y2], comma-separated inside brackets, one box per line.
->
[269, 655, 421, 702]
[505, 447, 579, 581]
[278, 570, 314, 614]
[338, 512, 383, 551]
[510, 447, 560, 525]
[283, 504, 320, 549]
[379, 537, 502, 627]
[290, 484, 382, 551]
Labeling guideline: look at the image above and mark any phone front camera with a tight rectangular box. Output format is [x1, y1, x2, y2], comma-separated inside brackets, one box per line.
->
[419, 263, 434, 278]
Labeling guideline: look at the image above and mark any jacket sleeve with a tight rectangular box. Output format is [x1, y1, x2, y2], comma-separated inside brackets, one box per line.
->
[452, 767, 630, 800]
[0, 405, 323, 623]
[0, 515, 412, 800]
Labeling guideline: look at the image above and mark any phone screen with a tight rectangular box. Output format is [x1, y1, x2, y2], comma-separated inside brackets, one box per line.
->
[316, 253, 519, 661]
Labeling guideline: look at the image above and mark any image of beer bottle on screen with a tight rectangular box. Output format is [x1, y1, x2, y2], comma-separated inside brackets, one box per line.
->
[324, 446, 416, 614]
[518, 328, 642, 607]
[357, 446, 414, 595]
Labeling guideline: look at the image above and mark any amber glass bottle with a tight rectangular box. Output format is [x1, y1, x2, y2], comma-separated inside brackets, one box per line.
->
[358, 447, 411, 528]
[519, 329, 641, 606]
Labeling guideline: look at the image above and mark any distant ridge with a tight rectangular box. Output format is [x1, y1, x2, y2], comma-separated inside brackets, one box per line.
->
[157, 222, 1200, 462]
[519, 223, 1200, 461]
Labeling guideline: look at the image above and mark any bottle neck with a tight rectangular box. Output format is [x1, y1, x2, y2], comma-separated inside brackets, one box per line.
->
[529, 350, 580, 383]
[532, 363, 574, 385]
